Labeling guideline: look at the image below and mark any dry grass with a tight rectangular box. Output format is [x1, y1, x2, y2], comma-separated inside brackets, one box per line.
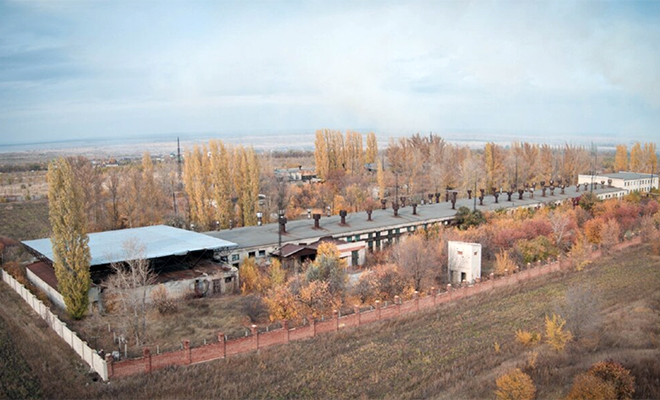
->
[0, 200, 50, 240]
[0, 282, 96, 399]
[70, 294, 266, 357]
[1, 244, 659, 399]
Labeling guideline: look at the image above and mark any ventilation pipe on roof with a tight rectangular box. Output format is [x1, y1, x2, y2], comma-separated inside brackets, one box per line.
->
[518, 189, 524, 200]
[278, 216, 287, 234]
[435, 192, 441, 204]
[561, 185, 565, 194]
[400, 196, 406, 207]
[257, 212, 263, 226]
[381, 198, 387, 210]
[412, 203, 418, 215]
[393, 203, 399, 217]
[451, 192, 457, 209]
[478, 194, 484, 206]
[608, 179, 612, 188]
[542, 187, 547, 197]
[366, 209, 373, 221]
[339, 210, 347, 225]
[493, 192, 499, 204]
[467, 189, 472, 200]
[313, 213, 321, 229]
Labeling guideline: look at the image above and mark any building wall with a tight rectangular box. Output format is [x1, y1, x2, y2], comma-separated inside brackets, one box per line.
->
[578, 174, 658, 194]
[448, 241, 482, 284]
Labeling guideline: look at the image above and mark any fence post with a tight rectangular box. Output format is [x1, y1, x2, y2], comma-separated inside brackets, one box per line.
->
[281, 320, 289, 342]
[446, 284, 452, 301]
[490, 273, 495, 289]
[310, 316, 316, 337]
[251, 325, 258, 350]
[353, 306, 361, 326]
[430, 287, 437, 306]
[375, 300, 381, 320]
[183, 340, 191, 364]
[394, 296, 401, 315]
[143, 347, 152, 373]
[413, 291, 419, 311]
[105, 354, 114, 378]
[333, 310, 339, 331]
[217, 332, 226, 358]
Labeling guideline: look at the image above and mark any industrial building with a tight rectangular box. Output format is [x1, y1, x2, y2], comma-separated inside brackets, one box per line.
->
[578, 172, 658, 194]
[205, 184, 625, 268]
[22, 225, 238, 313]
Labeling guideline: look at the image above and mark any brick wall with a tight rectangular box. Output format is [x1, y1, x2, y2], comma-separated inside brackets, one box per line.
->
[107, 235, 643, 379]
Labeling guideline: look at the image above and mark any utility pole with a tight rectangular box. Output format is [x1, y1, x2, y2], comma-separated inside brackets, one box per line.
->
[177, 137, 182, 185]
[590, 142, 596, 195]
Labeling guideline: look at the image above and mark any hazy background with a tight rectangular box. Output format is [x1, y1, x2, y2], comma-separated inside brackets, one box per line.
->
[1, 0, 659, 149]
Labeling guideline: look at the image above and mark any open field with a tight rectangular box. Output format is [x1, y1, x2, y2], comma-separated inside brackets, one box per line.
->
[2, 242, 659, 399]
[0, 201, 50, 241]
[69, 294, 268, 358]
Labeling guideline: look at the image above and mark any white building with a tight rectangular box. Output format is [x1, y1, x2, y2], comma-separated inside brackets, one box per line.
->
[578, 172, 658, 195]
[448, 241, 482, 284]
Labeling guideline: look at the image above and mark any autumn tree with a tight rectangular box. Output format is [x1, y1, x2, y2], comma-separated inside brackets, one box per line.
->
[236, 146, 260, 227]
[600, 219, 621, 252]
[67, 156, 105, 232]
[614, 144, 628, 172]
[642, 142, 657, 174]
[377, 159, 386, 199]
[545, 313, 572, 351]
[140, 152, 165, 226]
[587, 359, 635, 400]
[494, 369, 536, 400]
[630, 142, 643, 172]
[484, 142, 505, 189]
[305, 242, 348, 299]
[494, 250, 516, 276]
[208, 140, 233, 228]
[48, 158, 92, 319]
[555, 284, 601, 341]
[388, 235, 442, 291]
[105, 241, 155, 345]
[106, 168, 122, 229]
[365, 132, 378, 164]
[567, 373, 617, 400]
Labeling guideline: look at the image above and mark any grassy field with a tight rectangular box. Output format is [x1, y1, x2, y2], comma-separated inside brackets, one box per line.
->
[0, 200, 50, 241]
[69, 294, 266, 358]
[1, 243, 659, 399]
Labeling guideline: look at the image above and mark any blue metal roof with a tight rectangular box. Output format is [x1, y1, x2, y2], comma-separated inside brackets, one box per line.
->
[22, 225, 237, 266]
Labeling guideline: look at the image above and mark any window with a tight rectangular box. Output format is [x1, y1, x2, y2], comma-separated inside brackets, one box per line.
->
[224, 277, 233, 283]
[457, 250, 463, 255]
[233, 263, 239, 268]
[248, 251, 255, 258]
[258, 250, 266, 257]
[232, 254, 239, 261]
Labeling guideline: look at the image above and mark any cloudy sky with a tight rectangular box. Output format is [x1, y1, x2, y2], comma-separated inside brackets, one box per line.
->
[1, 0, 659, 145]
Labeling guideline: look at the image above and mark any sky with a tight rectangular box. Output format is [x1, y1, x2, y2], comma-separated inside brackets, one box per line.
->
[1, 0, 660, 145]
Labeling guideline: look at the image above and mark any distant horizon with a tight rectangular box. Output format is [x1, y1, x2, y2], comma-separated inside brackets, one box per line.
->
[0, 129, 654, 155]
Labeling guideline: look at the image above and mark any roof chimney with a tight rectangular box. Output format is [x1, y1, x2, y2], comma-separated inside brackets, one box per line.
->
[518, 189, 524, 200]
[451, 191, 457, 209]
[278, 216, 287, 234]
[366, 209, 373, 221]
[412, 203, 418, 215]
[339, 210, 347, 225]
[507, 190, 513, 202]
[313, 213, 321, 229]
[478, 194, 484, 206]
[435, 192, 441, 204]
[542, 187, 547, 197]
[393, 203, 399, 217]
[400, 196, 406, 207]
[467, 189, 472, 200]
[380, 198, 387, 210]
[493, 192, 499, 204]
[561, 184, 565, 194]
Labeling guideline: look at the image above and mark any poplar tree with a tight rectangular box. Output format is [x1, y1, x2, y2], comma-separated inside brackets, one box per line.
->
[209, 140, 233, 228]
[377, 159, 386, 199]
[643, 142, 657, 174]
[48, 158, 91, 319]
[630, 142, 643, 172]
[365, 132, 378, 164]
[314, 130, 329, 180]
[614, 144, 628, 172]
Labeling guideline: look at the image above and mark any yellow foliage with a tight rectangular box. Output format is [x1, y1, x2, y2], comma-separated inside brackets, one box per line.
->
[264, 284, 300, 323]
[515, 329, 541, 346]
[494, 368, 536, 400]
[268, 259, 286, 288]
[494, 341, 501, 354]
[566, 373, 616, 400]
[526, 351, 538, 370]
[240, 257, 264, 294]
[545, 313, 573, 351]
[495, 250, 516, 276]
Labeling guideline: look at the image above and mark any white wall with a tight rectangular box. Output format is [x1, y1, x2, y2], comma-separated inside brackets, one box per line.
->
[448, 241, 482, 284]
[1, 270, 108, 381]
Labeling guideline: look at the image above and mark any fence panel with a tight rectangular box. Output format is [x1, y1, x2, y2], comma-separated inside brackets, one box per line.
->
[0, 270, 108, 381]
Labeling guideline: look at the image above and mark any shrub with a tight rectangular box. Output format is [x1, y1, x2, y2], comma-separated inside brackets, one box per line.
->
[567, 373, 616, 400]
[241, 294, 268, 323]
[600, 219, 621, 252]
[515, 329, 540, 346]
[494, 368, 536, 400]
[587, 359, 635, 400]
[545, 313, 572, 351]
[514, 236, 560, 264]
[495, 250, 517, 276]
[150, 284, 177, 314]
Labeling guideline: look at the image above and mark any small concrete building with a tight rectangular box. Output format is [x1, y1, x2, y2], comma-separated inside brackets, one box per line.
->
[448, 241, 482, 284]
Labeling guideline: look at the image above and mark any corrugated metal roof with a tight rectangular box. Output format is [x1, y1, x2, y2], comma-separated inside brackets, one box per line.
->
[582, 172, 657, 180]
[22, 225, 237, 266]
